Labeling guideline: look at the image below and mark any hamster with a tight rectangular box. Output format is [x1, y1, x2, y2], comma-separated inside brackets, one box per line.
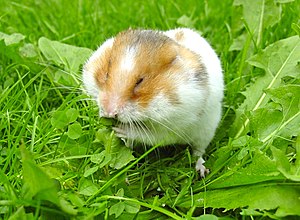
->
[83, 28, 224, 177]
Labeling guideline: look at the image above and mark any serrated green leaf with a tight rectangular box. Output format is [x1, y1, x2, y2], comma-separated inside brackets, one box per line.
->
[90, 150, 112, 168]
[83, 166, 98, 177]
[231, 135, 263, 150]
[248, 37, 300, 79]
[124, 200, 140, 214]
[180, 184, 300, 217]
[95, 129, 135, 169]
[110, 146, 135, 169]
[271, 146, 300, 181]
[67, 122, 82, 139]
[109, 202, 125, 218]
[229, 33, 247, 51]
[67, 193, 85, 208]
[231, 36, 300, 138]
[89, 202, 108, 215]
[250, 108, 283, 141]
[207, 146, 233, 172]
[20, 146, 59, 205]
[95, 128, 112, 144]
[208, 150, 283, 189]
[59, 198, 78, 215]
[78, 178, 99, 196]
[207, 136, 263, 174]
[90, 152, 105, 164]
[265, 85, 300, 139]
[39, 37, 92, 87]
[233, 0, 281, 45]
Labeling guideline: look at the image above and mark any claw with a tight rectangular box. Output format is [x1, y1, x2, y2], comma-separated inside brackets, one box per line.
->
[113, 127, 127, 139]
[113, 126, 133, 148]
[195, 157, 210, 178]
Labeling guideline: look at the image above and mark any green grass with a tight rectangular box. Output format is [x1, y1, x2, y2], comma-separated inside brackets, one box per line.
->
[1, 0, 300, 219]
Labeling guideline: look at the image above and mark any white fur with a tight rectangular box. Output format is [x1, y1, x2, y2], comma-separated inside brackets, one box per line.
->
[82, 38, 115, 101]
[82, 68, 99, 101]
[164, 28, 223, 151]
[120, 47, 136, 72]
[164, 28, 223, 175]
[164, 28, 224, 99]
[119, 92, 187, 146]
[86, 38, 115, 68]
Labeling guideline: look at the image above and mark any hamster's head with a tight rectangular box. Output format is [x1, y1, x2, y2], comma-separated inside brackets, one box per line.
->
[83, 29, 204, 124]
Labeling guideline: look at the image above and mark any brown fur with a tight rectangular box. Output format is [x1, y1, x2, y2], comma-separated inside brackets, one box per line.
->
[84, 46, 112, 88]
[93, 29, 206, 110]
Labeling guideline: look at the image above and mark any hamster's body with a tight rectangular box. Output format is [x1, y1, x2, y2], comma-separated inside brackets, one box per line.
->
[83, 28, 224, 176]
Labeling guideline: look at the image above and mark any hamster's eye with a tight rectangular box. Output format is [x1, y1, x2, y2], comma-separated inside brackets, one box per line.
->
[102, 72, 108, 83]
[133, 77, 144, 94]
[135, 77, 144, 87]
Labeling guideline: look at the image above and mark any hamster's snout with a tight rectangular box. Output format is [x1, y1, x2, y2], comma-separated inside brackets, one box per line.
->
[100, 93, 123, 119]
[101, 108, 118, 119]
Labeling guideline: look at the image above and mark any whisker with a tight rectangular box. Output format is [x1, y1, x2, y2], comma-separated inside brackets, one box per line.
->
[161, 115, 195, 144]
[126, 115, 141, 148]
[78, 98, 96, 102]
[138, 112, 193, 146]
[139, 120, 157, 145]
[135, 120, 154, 146]
[131, 118, 148, 146]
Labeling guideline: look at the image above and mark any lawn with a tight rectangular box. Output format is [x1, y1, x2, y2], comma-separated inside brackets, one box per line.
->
[0, 0, 300, 219]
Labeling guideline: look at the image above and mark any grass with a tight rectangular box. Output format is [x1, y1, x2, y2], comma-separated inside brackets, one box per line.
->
[1, 0, 300, 219]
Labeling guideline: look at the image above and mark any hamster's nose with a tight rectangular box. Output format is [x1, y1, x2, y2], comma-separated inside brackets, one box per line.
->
[102, 109, 118, 119]
[101, 102, 119, 119]
[100, 94, 121, 119]
[107, 111, 118, 119]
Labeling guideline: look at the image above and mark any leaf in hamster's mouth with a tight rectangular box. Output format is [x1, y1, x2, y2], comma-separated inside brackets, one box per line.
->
[99, 117, 118, 126]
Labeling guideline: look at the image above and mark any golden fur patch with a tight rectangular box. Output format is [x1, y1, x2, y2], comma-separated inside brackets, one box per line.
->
[93, 29, 206, 109]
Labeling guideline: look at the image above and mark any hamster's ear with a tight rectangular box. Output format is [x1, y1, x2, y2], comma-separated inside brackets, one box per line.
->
[84, 38, 115, 86]
[156, 44, 178, 70]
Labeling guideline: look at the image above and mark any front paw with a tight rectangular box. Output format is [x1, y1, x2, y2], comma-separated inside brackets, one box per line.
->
[113, 126, 133, 148]
[113, 126, 128, 139]
[195, 157, 210, 178]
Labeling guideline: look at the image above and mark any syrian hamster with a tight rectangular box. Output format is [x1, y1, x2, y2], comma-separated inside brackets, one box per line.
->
[83, 28, 224, 177]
